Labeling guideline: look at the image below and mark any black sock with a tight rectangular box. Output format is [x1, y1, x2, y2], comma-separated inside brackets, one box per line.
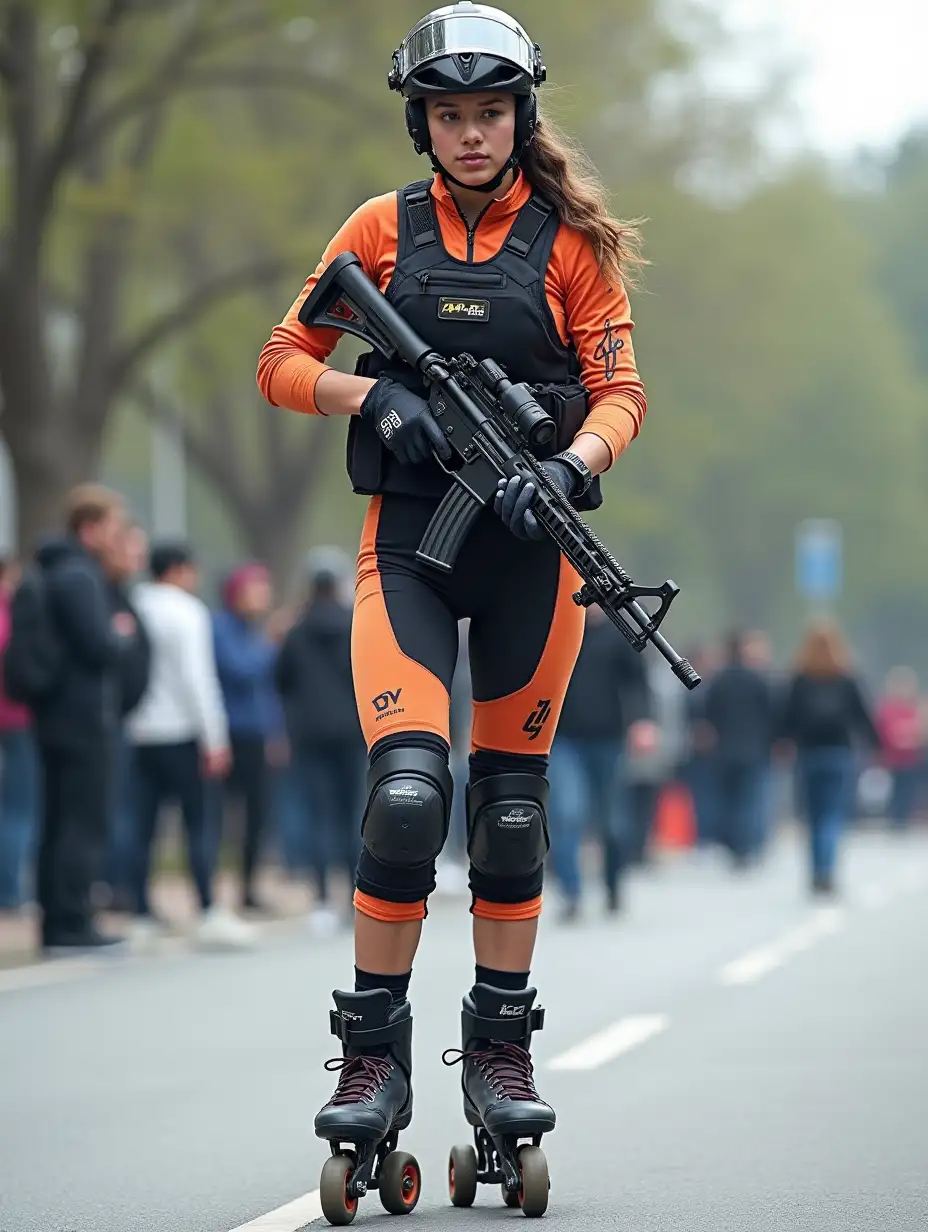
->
[354, 966, 411, 1008]
[474, 965, 529, 991]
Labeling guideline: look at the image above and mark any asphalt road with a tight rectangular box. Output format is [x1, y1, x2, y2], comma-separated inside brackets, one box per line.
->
[2, 826, 927, 1232]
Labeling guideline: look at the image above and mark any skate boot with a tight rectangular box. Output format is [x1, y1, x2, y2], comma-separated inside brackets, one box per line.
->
[443, 983, 553, 1217]
[314, 989, 420, 1225]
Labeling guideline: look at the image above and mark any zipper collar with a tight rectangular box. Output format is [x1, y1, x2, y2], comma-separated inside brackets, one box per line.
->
[431, 169, 530, 223]
[431, 170, 531, 262]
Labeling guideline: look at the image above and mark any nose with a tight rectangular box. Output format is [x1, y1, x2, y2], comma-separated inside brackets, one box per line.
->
[461, 121, 483, 147]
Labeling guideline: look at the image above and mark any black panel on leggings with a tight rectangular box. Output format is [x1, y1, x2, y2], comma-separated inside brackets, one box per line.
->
[374, 493, 564, 705]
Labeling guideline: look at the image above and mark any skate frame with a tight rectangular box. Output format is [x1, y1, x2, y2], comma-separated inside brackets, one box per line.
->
[474, 1125, 544, 1194]
[328, 1130, 399, 1199]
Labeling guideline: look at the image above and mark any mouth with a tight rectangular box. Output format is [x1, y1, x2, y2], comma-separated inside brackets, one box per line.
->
[458, 154, 490, 166]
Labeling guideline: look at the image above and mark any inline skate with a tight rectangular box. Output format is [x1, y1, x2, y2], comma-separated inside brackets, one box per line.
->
[314, 988, 420, 1225]
[443, 983, 553, 1217]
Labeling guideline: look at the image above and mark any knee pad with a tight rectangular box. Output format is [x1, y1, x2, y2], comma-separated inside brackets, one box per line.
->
[466, 773, 550, 880]
[361, 745, 453, 870]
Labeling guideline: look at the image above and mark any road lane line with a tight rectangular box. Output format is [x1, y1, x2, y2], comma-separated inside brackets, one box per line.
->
[0, 957, 107, 994]
[228, 1188, 322, 1231]
[546, 1013, 670, 1072]
[719, 907, 845, 986]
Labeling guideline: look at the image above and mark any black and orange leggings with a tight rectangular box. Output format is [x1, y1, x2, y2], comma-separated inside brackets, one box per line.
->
[350, 492, 585, 924]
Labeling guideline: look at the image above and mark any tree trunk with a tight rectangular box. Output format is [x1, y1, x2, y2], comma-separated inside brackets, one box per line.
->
[3, 390, 105, 552]
[241, 507, 306, 599]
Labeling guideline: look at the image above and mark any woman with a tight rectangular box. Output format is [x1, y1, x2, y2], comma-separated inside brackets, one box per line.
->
[779, 618, 880, 896]
[257, 3, 647, 1219]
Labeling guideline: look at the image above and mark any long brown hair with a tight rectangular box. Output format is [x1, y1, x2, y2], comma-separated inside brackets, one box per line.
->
[793, 617, 852, 678]
[520, 111, 645, 290]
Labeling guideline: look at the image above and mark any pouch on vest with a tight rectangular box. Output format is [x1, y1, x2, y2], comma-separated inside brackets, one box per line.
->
[345, 351, 386, 495]
[531, 380, 590, 456]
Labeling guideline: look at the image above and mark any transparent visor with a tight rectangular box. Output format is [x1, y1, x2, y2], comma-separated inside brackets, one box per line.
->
[394, 14, 536, 84]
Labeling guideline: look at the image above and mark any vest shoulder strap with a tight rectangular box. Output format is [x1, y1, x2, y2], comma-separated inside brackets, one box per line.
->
[504, 192, 556, 261]
[401, 179, 438, 250]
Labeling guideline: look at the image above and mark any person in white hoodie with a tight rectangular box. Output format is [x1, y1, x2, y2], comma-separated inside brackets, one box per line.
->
[128, 543, 253, 950]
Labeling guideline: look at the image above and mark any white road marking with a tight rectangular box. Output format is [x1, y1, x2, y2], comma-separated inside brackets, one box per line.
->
[228, 1188, 322, 1231]
[719, 907, 845, 986]
[0, 957, 106, 994]
[547, 1013, 670, 1071]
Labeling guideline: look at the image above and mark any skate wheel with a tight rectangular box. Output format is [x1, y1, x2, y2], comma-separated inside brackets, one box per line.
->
[449, 1143, 478, 1208]
[378, 1149, 421, 1216]
[320, 1154, 358, 1226]
[517, 1145, 549, 1218]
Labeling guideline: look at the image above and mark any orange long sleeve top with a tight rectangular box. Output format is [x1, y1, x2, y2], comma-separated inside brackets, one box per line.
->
[256, 172, 646, 467]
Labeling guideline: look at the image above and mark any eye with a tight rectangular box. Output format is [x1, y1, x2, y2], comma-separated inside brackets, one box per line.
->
[438, 110, 458, 122]
[483, 109, 501, 119]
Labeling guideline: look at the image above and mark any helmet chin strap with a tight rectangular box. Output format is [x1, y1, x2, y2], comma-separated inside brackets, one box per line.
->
[428, 148, 519, 194]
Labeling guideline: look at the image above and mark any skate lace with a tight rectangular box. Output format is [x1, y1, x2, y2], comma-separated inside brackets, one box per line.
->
[324, 1055, 393, 1105]
[442, 1041, 539, 1101]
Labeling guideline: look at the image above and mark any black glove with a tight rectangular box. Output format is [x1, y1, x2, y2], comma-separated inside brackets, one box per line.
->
[493, 459, 575, 542]
[359, 376, 452, 466]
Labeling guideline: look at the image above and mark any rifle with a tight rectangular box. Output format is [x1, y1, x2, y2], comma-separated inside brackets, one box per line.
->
[299, 251, 700, 690]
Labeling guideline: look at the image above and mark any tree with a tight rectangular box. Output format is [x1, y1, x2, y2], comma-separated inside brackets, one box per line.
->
[604, 165, 928, 651]
[0, 0, 377, 550]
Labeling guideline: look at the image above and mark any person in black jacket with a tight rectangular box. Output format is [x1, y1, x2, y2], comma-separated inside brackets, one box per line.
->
[32, 484, 138, 954]
[275, 548, 364, 934]
[548, 604, 655, 918]
[700, 630, 777, 868]
[779, 618, 880, 895]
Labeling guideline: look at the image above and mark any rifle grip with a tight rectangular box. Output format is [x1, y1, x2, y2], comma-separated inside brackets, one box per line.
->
[415, 480, 485, 573]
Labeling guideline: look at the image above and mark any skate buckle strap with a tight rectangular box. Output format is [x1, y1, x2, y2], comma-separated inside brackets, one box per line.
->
[329, 1009, 402, 1048]
[464, 1005, 545, 1042]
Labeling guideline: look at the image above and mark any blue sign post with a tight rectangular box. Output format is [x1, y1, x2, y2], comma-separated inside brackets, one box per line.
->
[795, 519, 842, 606]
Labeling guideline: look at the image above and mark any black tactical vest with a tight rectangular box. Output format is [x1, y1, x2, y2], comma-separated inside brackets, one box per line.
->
[347, 179, 602, 511]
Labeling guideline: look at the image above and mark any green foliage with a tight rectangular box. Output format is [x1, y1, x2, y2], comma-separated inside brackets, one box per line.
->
[3, 0, 926, 670]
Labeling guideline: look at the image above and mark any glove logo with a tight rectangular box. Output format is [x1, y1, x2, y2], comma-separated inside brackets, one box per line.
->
[522, 698, 552, 741]
[379, 409, 403, 440]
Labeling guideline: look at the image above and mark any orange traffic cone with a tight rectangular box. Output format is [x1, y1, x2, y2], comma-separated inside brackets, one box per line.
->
[652, 780, 696, 849]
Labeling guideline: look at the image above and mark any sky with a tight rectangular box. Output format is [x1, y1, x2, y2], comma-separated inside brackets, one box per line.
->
[723, 0, 928, 154]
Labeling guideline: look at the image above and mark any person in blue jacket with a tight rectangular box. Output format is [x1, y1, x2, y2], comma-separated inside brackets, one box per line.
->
[212, 563, 282, 911]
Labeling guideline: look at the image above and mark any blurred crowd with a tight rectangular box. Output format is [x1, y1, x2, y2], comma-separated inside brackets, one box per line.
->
[1, 483, 926, 956]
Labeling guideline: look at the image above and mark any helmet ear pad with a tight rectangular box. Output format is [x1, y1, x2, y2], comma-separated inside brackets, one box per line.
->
[405, 93, 538, 162]
[514, 92, 538, 152]
[405, 98, 432, 156]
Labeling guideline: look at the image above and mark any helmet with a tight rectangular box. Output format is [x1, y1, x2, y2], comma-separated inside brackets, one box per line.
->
[388, 3, 546, 193]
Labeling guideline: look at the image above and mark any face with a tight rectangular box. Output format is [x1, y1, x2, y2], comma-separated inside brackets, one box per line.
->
[120, 525, 149, 578]
[82, 504, 126, 568]
[176, 563, 200, 595]
[0, 560, 20, 595]
[742, 631, 772, 670]
[236, 574, 272, 619]
[426, 92, 516, 188]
